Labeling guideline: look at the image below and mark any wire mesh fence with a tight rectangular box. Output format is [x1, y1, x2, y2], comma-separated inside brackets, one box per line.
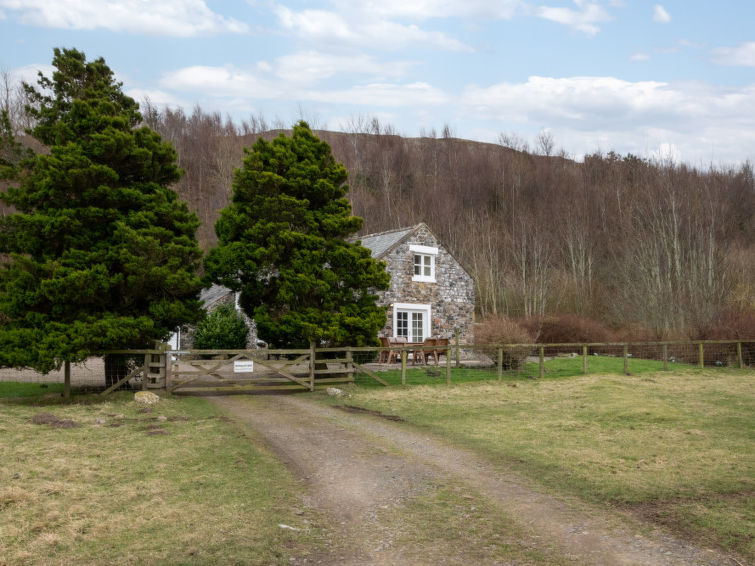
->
[0, 358, 106, 386]
[353, 339, 754, 387]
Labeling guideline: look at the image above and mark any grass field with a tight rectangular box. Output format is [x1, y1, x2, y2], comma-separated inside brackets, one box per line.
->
[339, 368, 754, 560]
[0, 388, 326, 565]
[0, 382, 65, 398]
[356, 354, 700, 387]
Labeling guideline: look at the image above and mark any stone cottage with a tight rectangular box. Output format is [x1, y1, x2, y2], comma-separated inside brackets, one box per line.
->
[357, 223, 475, 344]
[173, 222, 475, 348]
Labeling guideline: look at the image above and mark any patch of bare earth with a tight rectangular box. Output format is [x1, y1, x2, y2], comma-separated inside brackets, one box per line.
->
[210, 395, 736, 566]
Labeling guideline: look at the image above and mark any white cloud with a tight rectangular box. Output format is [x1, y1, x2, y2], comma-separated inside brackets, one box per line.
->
[652, 4, 671, 23]
[274, 51, 414, 85]
[0, 0, 248, 36]
[8, 63, 55, 85]
[160, 65, 279, 98]
[536, 1, 612, 36]
[160, 50, 417, 100]
[630, 53, 650, 61]
[712, 42, 755, 67]
[461, 76, 755, 164]
[307, 82, 449, 107]
[350, 0, 522, 20]
[126, 88, 185, 108]
[652, 142, 680, 163]
[159, 57, 451, 111]
[275, 6, 472, 51]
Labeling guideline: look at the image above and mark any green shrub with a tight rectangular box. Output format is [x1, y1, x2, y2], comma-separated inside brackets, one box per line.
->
[194, 304, 249, 350]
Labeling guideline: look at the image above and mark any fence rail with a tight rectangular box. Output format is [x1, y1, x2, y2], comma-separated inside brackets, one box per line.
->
[87, 338, 754, 394]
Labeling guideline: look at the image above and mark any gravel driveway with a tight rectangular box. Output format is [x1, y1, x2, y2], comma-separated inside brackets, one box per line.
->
[210, 394, 735, 566]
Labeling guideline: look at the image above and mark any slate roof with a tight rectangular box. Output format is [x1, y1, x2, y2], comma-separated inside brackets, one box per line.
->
[356, 225, 418, 258]
[199, 284, 233, 308]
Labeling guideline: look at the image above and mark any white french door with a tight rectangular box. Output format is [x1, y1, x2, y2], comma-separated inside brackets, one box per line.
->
[393, 303, 431, 342]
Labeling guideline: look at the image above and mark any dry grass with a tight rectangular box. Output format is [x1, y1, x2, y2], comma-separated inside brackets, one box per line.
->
[343, 369, 755, 560]
[0, 392, 326, 565]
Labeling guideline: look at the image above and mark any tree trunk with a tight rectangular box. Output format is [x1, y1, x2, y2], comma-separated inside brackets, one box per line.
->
[63, 360, 71, 400]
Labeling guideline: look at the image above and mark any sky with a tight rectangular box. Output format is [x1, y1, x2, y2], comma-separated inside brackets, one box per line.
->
[1, 0, 754, 167]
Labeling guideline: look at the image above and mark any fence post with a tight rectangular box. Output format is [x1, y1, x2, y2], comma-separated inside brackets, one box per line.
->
[64, 360, 71, 400]
[582, 345, 588, 375]
[662, 343, 668, 371]
[497, 345, 503, 381]
[446, 345, 452, 384]
[309, 341, 316, 391]
[698, 342, 704, 369]
[143, 353, 150, 391]
[737, 342, 743, 369]
[455, 328, 460, 368]
[401, 349, 407, 386]
[345, 347, 353, 382]
[623, 344, 629, 375]
[539, 345, 545, 379]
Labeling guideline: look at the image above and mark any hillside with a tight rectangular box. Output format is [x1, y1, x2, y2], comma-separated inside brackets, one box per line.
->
[148, 108, 754, 338]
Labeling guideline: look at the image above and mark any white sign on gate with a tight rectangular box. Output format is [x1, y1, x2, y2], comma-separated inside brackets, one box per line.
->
[233, 360, 254, 373]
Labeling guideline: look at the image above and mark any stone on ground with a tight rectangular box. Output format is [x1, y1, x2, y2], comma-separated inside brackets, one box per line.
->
[134, 391, 160, 404]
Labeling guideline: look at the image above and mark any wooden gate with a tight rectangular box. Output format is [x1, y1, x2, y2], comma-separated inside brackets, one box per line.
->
[167, 346, 355, 394]
[100, 344, 389, 395]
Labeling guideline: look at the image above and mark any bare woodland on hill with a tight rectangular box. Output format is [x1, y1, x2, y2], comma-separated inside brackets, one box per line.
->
[140, 105, 753, 340]
[2, 85, 753, 339]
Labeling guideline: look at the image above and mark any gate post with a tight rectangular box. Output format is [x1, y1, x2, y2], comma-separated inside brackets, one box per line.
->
[143, 353, 150, 391]
[309, 341, 316, 391]
[345, 348, 354, 382]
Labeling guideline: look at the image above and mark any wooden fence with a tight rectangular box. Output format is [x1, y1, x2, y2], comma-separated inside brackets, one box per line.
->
[99, 339, 753, 395]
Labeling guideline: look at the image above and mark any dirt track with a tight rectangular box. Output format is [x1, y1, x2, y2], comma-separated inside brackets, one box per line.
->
[211, 394, 734, 566]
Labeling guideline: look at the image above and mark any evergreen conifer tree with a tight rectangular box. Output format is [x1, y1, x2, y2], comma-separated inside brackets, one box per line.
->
[0, 48, 203, 387]
[205, 122, 389, 348]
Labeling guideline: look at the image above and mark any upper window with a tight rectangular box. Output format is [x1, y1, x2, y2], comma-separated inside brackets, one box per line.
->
[410, 244, 438, 282]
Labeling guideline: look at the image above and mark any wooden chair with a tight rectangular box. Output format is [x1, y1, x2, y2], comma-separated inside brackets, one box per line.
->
[387, 336, 406, 364]
[378, 337, 391, 363]
[415, 338, 436, 365]
[427, 338, 450, 365]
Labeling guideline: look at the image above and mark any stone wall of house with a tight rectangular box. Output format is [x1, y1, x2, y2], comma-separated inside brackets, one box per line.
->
[377, 225, 475, 344]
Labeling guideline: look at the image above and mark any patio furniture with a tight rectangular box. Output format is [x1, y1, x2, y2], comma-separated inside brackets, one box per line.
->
[420, 338, 450, 365]
[381, 336, 407, 364]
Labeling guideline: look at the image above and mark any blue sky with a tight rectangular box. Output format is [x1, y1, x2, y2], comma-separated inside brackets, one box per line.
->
[1, 0, 754, 166]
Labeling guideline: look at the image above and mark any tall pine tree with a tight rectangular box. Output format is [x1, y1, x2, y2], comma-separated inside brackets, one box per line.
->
[205, 122, 389, 349]
[0, 48, 203, 386]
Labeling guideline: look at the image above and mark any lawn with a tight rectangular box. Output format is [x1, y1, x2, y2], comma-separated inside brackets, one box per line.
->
[0, 382, 65, 398]
[0, 386, 326, 565]
[338, 369, 755, 560]
[356, 353, 699, 387]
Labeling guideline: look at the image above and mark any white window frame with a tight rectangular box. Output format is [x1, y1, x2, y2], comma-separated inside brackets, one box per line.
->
[393, 303, 431, 342]
[410, 244, 438, 283]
